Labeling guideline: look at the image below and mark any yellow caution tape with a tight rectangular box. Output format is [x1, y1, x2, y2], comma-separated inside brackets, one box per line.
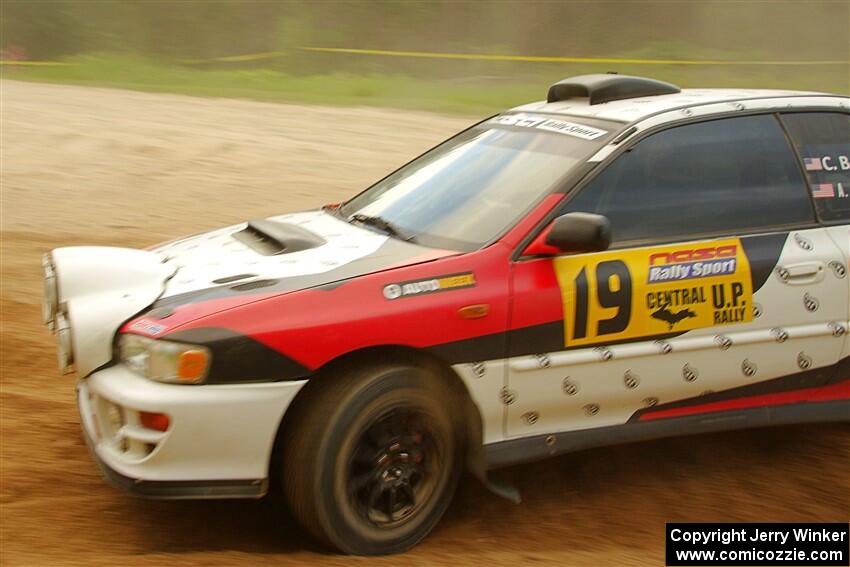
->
[178, 51, 288, 64]
[0, 60, 75, 66]
[3, 47, 847, 67]
[300, 46, 850, 66]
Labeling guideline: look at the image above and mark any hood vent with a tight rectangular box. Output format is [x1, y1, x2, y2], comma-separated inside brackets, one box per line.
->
[231, 279, 277, 291]
[146, 306, 175, 319]
[212, 273, 258, 284]
[233, 220, 326, 256]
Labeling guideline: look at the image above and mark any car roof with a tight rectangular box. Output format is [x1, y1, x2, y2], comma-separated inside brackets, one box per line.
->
[509, 87, 843, 124]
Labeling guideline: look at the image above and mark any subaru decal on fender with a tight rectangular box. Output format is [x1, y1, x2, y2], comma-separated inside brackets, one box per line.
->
[553, 238, 753, 347]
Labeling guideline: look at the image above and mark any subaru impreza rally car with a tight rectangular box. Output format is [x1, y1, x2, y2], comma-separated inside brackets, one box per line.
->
[44, 74, 849, 555]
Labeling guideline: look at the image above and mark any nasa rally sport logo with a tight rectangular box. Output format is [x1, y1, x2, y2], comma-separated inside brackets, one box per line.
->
[383, 273, 475, 300]
[647, 244, 738, 284]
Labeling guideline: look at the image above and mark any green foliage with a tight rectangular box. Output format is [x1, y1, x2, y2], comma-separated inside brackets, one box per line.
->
[7, 54, 847, 117]
[5, 54, 536, 114]
[2, 1, 847, 112]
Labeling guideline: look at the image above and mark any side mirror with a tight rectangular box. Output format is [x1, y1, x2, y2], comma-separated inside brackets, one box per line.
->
[547, 212, 611, 253]
[524, 212, 611, 256]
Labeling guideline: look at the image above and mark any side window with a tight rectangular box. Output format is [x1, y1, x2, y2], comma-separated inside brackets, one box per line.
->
[780, 112, 850, 222]
[564, 114, 814, 244]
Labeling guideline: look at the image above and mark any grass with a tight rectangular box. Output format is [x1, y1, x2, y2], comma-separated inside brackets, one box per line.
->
[4, 54, 848, 116]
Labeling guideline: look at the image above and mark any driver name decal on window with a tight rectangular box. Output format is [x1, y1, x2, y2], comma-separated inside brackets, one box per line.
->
[553, 238, 754, 347]
[781, 112, 850, 221]
[802, 152, 849, 200]
[491, 114, 608, 140]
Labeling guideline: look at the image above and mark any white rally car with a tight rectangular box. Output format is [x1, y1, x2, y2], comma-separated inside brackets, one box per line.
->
[43, 74, 849, 554]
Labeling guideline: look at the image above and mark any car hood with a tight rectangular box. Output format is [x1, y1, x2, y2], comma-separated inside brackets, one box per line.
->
[46, 210, 455, 377]
[150, 209, 455, 310]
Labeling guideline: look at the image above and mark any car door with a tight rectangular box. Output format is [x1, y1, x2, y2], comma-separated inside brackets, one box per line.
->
[780, 111, 850, 386]
[506, 113, 848, 438]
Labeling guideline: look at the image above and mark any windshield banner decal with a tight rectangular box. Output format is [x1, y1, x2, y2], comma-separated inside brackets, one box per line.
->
[491, 114, 608, 140]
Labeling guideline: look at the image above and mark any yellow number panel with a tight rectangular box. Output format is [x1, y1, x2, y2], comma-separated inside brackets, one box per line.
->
[553, 238, 753, 348]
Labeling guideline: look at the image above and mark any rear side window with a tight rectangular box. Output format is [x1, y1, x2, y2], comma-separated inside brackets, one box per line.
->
[780, 112, 850, 222]
[564, 114, 814, 244]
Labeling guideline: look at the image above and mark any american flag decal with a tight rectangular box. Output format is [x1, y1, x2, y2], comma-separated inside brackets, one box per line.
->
[812, 183, 835, 199]
[803, 157, 823, 171]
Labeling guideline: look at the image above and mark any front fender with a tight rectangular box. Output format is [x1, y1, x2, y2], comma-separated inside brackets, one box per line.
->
[49, 247, 176, 377]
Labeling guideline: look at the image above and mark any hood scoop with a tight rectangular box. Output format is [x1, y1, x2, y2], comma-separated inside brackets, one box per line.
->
[230, 279, 277, 291]
[212, 273, 257, 284]
[232, 220, 326, 256]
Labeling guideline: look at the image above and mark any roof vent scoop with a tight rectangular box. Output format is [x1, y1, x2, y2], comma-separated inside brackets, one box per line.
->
[547, 74, 681, 105]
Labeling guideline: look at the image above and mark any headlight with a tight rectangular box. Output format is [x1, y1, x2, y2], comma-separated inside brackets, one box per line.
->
[56, 311, 74, 374]
[119, 334, 211, 384]
[42, 254, 58, 330]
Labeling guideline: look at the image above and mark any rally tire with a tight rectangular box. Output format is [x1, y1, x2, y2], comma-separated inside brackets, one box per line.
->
[281, 362, 462, 555]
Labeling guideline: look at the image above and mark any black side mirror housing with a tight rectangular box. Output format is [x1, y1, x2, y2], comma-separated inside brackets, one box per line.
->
[545, 212, 611, 253]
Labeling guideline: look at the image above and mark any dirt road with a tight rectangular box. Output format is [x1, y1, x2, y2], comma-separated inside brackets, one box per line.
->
[1, 80, 847, 566]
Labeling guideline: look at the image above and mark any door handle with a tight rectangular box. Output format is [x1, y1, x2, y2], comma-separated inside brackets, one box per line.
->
[777, 262, 825, 285]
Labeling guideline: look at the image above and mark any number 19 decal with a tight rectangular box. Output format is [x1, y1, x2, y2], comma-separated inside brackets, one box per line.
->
[572, 261, 632, 340]
[554, 239, 753, 348]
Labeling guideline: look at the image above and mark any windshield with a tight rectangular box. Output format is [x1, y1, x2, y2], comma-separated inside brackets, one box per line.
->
[340, 114, 618, 251]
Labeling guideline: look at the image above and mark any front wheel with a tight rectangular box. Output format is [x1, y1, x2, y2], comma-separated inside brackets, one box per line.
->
[282, 363, 462, 555]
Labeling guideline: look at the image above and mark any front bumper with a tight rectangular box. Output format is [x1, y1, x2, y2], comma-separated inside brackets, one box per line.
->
[77, 364, 306, 499]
